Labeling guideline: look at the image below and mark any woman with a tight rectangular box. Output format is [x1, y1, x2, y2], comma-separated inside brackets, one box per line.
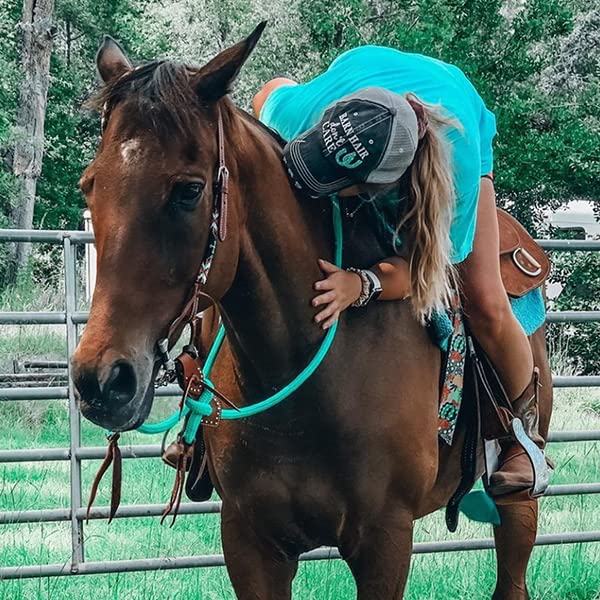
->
[253, 45, 549, 497]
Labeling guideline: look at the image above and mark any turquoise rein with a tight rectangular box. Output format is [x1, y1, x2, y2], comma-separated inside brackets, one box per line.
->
[136, 198, 343, 444]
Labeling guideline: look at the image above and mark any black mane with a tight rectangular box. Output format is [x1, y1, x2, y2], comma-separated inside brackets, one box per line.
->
[238, 110, 286, 148]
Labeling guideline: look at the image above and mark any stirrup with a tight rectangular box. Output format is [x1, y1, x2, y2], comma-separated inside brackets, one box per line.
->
[510, 417, 551, 497]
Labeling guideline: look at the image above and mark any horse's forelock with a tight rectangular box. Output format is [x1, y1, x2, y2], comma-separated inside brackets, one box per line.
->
[89, 60, 202, 139]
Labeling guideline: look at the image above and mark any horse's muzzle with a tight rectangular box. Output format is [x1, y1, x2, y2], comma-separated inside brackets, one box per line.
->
[72, 357, 154, 431]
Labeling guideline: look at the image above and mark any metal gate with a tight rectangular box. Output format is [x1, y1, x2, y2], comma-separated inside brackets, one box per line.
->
[0, 229, 599, 579]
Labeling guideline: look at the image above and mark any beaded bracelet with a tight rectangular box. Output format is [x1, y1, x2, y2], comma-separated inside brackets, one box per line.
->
[346, 267, 371, 307]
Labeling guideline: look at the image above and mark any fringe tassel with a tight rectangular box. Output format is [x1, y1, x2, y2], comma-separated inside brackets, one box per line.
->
[160, 443, 189, 528]
[86, 433, 122, 524]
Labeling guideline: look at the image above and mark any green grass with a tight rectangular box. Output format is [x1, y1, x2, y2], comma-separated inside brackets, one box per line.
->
[0, 275, 68, 372]
[0, 386, 598, 600]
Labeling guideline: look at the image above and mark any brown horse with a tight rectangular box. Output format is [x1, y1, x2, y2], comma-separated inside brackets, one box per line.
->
[72, 24, 552, 599]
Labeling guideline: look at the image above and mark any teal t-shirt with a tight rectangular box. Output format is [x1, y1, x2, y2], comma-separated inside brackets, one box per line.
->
[259, 46, 497, 263]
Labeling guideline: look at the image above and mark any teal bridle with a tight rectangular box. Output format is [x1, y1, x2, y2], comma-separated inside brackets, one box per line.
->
[139, 196, 343, 445]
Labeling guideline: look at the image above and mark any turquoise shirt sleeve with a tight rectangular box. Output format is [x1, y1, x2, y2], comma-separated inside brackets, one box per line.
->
[479, 106, 497, 176]
[259, 85, 306, 142]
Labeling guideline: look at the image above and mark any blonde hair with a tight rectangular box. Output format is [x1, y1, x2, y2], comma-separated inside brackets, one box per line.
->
[394, 94, 459, 321]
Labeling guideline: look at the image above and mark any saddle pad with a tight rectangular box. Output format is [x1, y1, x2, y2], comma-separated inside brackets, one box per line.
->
[510, 286, 546, 336]
[432, 286, 545, 353]
[435, 286, 545, 445]
[438, 304, 467, 445]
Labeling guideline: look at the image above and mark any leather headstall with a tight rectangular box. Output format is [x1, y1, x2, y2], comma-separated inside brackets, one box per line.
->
[155, 108, 230, 388]
[152, 109, 237, 525]
[88, 108, 234, 526]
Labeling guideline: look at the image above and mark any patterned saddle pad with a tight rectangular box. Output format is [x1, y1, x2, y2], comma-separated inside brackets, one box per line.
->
[435, 286, 545, 445]
[437, 303, 467, 445]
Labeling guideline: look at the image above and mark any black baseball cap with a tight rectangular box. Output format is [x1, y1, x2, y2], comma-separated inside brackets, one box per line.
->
[282, 87, 419, 198]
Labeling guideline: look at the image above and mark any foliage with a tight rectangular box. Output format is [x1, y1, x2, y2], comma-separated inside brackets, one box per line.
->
[298, 0, 599, 230]
[548, 231, 600, 376]
[0, 0, 22, 220]
[0, 0, 598, 369]
[132, 0, 317, 106]
[34, 0, 141, 229]
[1, 0, 597, 229]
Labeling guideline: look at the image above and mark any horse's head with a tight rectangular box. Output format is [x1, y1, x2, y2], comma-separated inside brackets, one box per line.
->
[72, 23, 266, 431]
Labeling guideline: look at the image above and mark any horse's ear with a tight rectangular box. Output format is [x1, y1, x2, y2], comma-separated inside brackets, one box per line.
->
[96, 36, 133, 84]
[194, 21, 267, 102]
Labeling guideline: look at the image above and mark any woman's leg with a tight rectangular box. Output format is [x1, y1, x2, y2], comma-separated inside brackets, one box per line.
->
[460, 177, 550, 496]
[460, 177, 533, 400]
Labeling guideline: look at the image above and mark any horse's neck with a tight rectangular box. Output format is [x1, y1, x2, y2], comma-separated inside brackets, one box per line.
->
[220, 112, 333, 398]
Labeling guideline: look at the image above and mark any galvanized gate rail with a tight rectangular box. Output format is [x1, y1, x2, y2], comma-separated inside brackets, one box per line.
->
[0, 229, 599, 580]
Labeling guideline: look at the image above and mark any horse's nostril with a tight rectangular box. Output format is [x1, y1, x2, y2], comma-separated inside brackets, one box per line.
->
[73, 366, 102, 408]
[103, 361, 137, 407]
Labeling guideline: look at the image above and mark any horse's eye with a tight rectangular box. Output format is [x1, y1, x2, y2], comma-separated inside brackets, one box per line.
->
[171, 181, 205, 211]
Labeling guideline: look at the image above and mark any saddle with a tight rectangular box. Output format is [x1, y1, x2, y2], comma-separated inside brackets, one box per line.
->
[497, 208, 550, 297]
[443, 211, 550, 530]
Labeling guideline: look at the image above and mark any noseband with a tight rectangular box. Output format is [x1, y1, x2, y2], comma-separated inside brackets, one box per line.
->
[154, 109, 229, 387]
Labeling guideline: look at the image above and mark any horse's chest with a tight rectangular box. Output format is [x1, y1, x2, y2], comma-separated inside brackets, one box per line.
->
[234, 469, 348, 554]
[212, 424, 352, 549]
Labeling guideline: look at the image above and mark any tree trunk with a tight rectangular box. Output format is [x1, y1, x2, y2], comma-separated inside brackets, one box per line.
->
[7, 0, 55, 282]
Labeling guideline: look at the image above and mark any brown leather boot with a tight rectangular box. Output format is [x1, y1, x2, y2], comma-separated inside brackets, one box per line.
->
[162, 439, 193, 471]
[488, 368, 552, 496]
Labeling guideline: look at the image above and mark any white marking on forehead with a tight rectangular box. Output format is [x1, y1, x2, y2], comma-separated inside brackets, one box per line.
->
[120, 138, 142, 164]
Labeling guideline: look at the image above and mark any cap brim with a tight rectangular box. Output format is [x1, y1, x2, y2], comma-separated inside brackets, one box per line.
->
[283, 128, 354, 197]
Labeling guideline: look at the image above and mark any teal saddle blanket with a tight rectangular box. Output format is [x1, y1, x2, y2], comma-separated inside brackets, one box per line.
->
[431, 287, 546, 352]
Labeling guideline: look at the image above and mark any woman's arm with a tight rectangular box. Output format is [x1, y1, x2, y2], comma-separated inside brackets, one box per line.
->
[369, 256, 411, 300]
[312, 256, 411, 329]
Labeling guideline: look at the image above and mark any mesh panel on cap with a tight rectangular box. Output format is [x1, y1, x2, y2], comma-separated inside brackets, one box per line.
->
[366, 94, 418, 185]
[366, 121, 416, 184]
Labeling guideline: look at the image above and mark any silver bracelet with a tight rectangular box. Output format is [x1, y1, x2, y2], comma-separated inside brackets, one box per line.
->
[346, 267, 371, 307]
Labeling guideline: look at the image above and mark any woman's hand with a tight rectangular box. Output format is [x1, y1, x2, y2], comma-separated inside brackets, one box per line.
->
[312, 259, 362, 329]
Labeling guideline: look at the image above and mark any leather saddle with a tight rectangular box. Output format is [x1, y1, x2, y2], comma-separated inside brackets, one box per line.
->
[497, 208, 550, 297]
[445, 209, 550, 529]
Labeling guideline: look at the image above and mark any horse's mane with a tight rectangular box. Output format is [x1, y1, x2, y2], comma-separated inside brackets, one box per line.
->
[89, 59, 287, 153]
[237, 110, 286, 148]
